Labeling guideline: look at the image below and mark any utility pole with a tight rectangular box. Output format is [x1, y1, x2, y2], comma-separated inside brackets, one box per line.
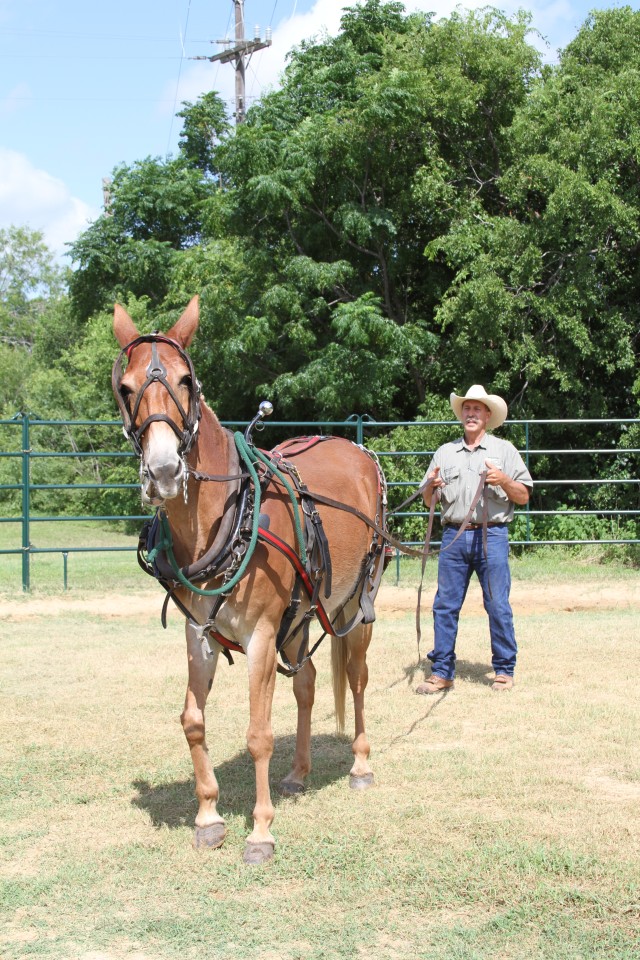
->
[193, 1, 272, 124]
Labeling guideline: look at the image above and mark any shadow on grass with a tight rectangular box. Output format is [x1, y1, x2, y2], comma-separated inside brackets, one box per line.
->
[455, 659, 494, 684]
[391, 657, 493, 691]
[132, 732, 353, 830]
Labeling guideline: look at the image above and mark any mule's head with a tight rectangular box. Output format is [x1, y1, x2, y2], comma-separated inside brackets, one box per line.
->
[112, 297, 201, 505]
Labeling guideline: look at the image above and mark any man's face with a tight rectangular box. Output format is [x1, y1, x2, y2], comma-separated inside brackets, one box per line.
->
[461, 400, 491, 431]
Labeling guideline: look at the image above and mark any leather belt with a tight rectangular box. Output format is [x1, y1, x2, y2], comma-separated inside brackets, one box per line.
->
[445, 522, 506, 530]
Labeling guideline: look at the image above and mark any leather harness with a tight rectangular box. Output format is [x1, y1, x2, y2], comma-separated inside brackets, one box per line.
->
[136, 433, 389, 676]
[114, 334, 493, 674]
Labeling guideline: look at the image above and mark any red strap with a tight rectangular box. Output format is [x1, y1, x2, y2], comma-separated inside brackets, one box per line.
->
[209, 629, 244, 654]
[257, 526, 336, 636]
[205, 525, 335, 656]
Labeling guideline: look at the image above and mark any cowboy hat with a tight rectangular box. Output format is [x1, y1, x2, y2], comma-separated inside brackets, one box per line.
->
[450, 385, 508, 429]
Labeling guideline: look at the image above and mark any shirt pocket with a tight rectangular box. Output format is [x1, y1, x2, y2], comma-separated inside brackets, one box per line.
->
[441, 466, 460, 504]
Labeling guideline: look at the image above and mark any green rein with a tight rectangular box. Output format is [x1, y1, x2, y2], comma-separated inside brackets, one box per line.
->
[148, 432, 307, 597]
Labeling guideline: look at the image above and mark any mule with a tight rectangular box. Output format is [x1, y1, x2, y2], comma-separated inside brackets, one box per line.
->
[112, 296, 387, 864]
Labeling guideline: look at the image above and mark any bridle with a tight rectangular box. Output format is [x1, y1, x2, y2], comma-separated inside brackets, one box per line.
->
[111, 334, 202, 460]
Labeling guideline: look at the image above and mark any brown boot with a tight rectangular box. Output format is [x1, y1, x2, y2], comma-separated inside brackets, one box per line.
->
[491, 674, 514, 691]
[416, 675, 454, 695]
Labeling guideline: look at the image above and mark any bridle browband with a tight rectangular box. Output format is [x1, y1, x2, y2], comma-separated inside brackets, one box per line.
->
[111, 334, 202, 459]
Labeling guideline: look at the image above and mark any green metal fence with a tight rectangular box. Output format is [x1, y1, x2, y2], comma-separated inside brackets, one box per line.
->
[1, 413, 638, 591]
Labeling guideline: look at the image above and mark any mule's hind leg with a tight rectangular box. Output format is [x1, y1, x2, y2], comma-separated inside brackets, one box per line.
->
[281, 657, 316, 795]
[181, 623, 226, 849]
[346, 622, 374, 790]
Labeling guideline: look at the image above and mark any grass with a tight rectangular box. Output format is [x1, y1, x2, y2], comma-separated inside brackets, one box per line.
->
[0, 520, 144, 595]
[1, 520, 637, 597]
[1, 554, 639, 958]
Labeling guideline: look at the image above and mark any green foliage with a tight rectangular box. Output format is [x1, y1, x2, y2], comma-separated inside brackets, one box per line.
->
[429, 8, 640, 421]
[207, 3, 543, 418]
[68, 156, 215, 318]
[0, 226, 68, 348]
[0, 226, 70, 414]
[59, 3, 639, 428]
[176, 90, 231, 176]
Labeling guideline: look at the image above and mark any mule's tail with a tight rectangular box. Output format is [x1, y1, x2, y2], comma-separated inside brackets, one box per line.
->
[330, 636, 348, 735]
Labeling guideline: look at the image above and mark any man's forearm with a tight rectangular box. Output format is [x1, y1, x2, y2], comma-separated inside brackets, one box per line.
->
[499, 477, 530, 505]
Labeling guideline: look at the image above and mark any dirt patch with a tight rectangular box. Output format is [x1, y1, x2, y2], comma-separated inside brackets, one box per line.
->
[375, 579, 639, 617]
[0, 592, 162, 623]
[584, 770, 640, 802]
[1, 579, 637, 623]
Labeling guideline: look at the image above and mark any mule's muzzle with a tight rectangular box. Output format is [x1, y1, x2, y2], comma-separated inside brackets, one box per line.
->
[144, 459, 184, 503]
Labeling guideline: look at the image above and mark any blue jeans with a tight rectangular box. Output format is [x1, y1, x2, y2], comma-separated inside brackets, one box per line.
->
[428, 524, 517, 680]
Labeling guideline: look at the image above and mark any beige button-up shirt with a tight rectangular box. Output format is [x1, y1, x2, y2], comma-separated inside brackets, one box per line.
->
[422, 433, 533, 526]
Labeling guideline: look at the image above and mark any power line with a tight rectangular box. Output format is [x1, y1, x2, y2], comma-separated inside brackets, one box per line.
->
[166, 0, 194, 155]
[0, 28, 207, 42]
[192, 0, 272, 124]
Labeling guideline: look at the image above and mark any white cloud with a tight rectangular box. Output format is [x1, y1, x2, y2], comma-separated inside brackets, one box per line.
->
[0, 148, 98, 260]
[169, 0, 584, 119]
[164, 0, 350, 118]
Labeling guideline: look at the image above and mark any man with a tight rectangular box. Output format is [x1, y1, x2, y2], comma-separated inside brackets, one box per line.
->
[416, 385, 533, 695]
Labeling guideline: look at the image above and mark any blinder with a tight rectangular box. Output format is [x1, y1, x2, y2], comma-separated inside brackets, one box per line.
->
[112, 333, 202, 458]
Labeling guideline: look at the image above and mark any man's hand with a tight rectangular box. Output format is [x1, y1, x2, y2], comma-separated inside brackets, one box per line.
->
[485, 459, 530, 505]
[484, 459, 506, 487]
[422, 465, 444, 507]
[427, 465, 445, 490]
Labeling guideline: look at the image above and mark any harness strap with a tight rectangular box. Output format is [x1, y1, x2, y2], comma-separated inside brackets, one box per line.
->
[268, 480, 425, 559]
[257, 527, 335, 636]
[112, 333, 202, 458]
[415, 480, 440, 662]
[442, 470, 488, 551]
[414, 471, 493, 665]
[300, 484, 333, 599]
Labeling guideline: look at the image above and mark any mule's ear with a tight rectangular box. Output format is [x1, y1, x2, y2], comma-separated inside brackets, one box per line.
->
[113, 304, 139, 348]
[167, 295, 199, 348]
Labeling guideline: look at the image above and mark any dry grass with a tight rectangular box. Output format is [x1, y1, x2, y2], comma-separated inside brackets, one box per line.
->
[1, 575, 639, 960]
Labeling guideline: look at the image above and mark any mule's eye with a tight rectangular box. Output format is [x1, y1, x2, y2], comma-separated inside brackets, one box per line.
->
[120, 385, 133, 410]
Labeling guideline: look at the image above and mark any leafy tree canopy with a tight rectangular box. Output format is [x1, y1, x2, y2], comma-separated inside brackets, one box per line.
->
[44, 3, 640, 428]
[0, 226, 71, 414]
[429, 7, 640, 419]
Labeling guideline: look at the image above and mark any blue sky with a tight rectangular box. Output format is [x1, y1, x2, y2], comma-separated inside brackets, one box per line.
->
[0, 0, 628, 260]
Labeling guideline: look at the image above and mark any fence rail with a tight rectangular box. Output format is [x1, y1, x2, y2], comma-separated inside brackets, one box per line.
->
[1, 413, 638, 590]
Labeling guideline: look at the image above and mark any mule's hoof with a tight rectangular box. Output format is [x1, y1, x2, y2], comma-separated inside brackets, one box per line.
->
[280, 779, 305, 796]
[350, 772, 374, 790]
[243, 841, 275, 866]
[193, 822, 226, 850]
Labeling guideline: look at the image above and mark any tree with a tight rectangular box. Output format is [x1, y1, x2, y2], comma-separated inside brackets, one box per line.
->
[68, 91, 230, 322]
[176, 91, 231, 176]
[426, 8, 640, 421]
[0, 226, 68, 349]
[68, 156, 216, 319]
[0, 226, 70, 413]
[63, 2, 639, 433]
[206, 2, 540, 419]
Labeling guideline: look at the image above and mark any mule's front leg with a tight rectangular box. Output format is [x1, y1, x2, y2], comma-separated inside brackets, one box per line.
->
[347, 623, 374, 790]
[281, 658, 316, 795]
[244, 628, 278, 865]
[181, 624, 226, 849]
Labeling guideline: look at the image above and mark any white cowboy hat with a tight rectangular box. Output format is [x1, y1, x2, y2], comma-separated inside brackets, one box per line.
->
[450, 385, 508, 429]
